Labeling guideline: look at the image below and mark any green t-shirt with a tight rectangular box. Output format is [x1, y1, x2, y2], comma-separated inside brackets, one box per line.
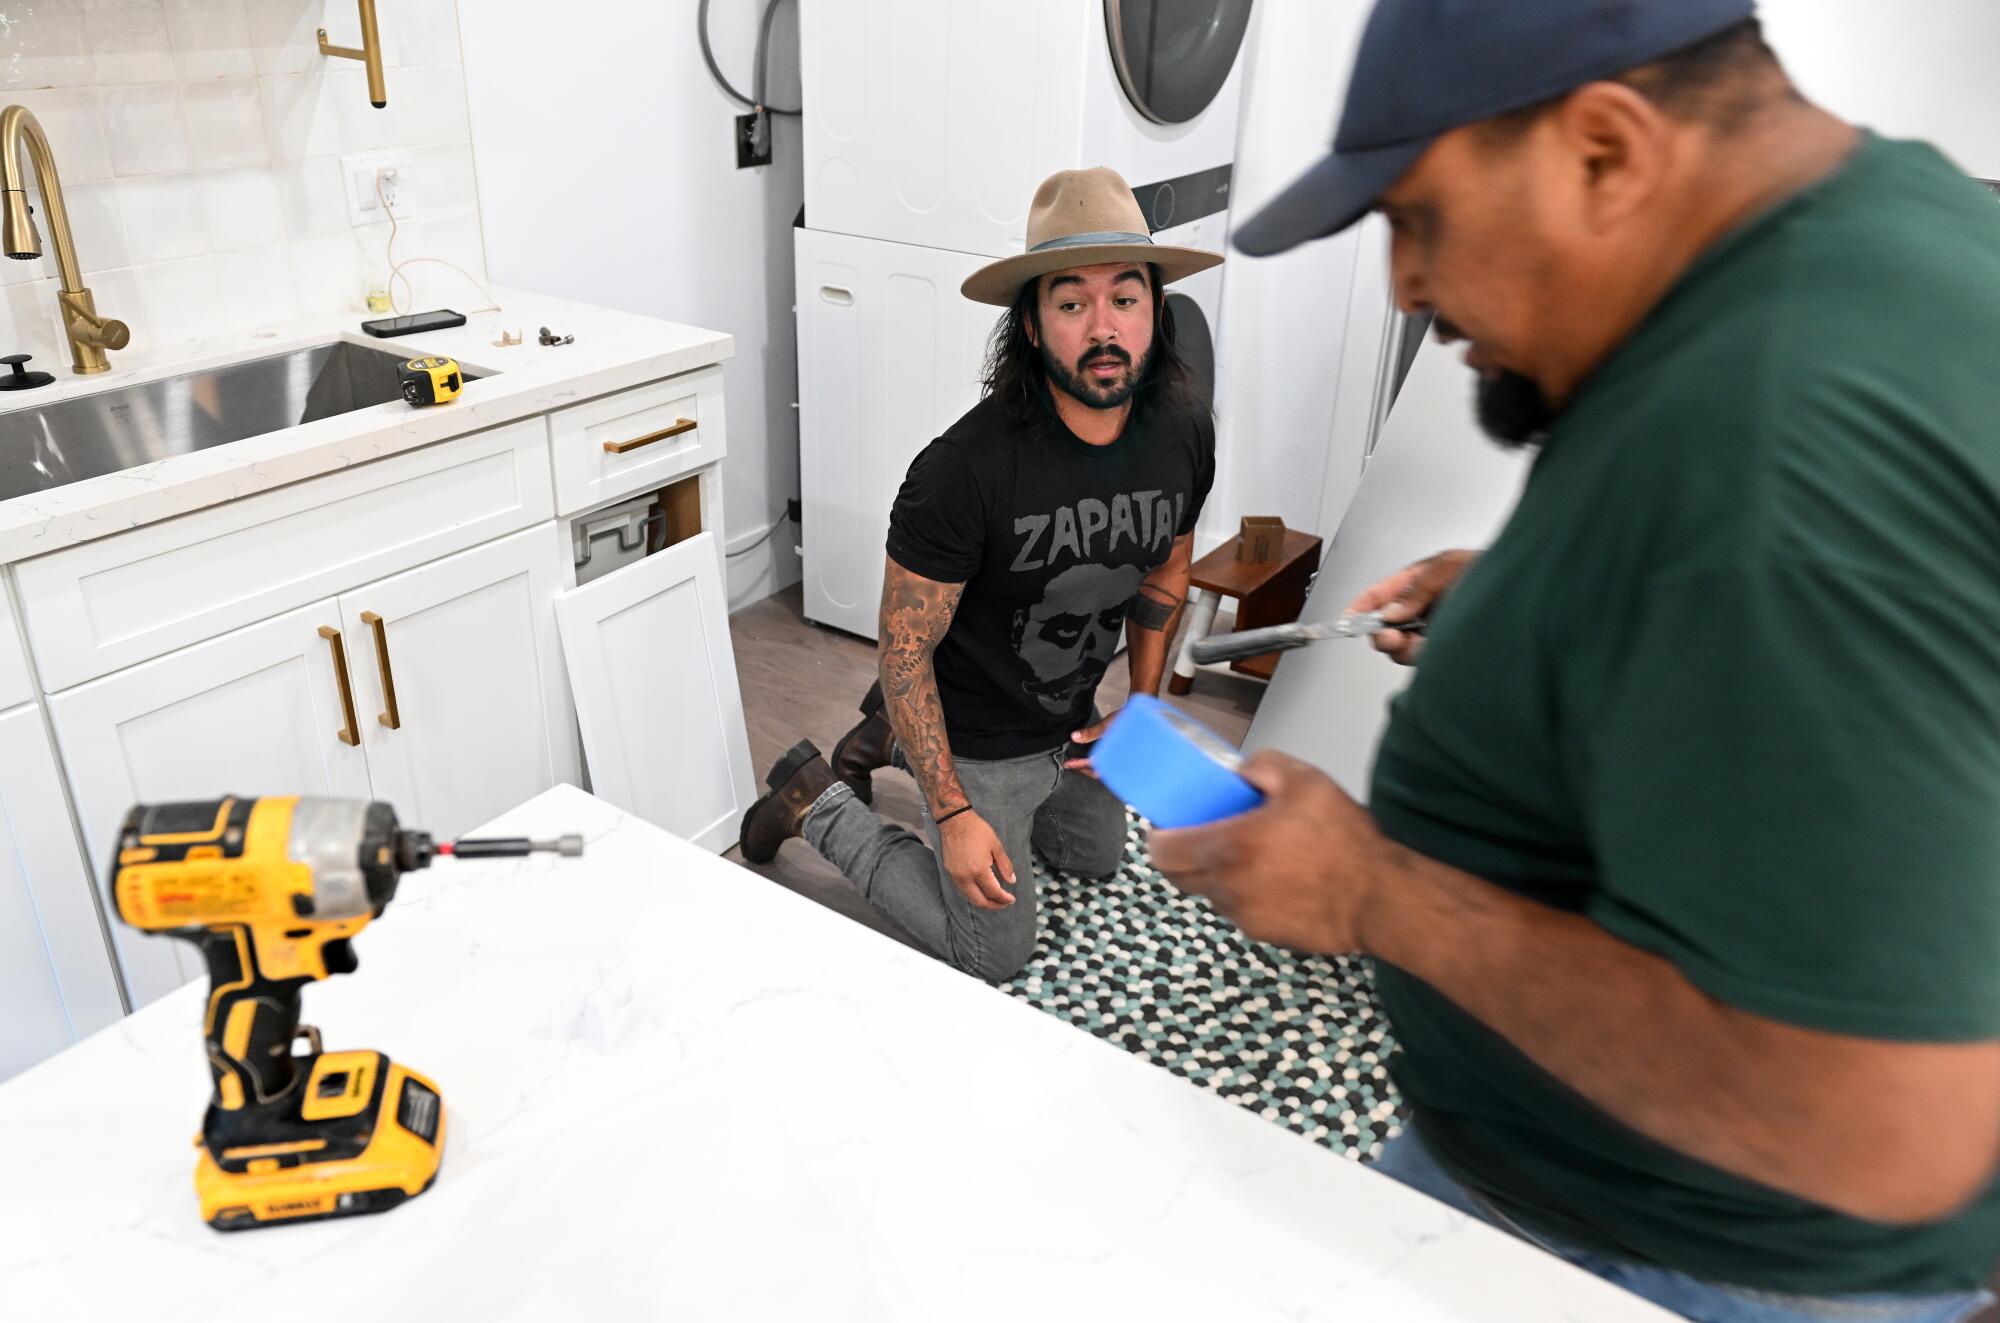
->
[1370, 133, 2000, 1296]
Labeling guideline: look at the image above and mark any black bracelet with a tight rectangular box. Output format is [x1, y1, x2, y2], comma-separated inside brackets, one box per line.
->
[933, 803, 975, 825]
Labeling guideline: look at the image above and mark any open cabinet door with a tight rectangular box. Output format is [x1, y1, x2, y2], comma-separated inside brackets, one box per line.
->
[554, 532, 756, 853]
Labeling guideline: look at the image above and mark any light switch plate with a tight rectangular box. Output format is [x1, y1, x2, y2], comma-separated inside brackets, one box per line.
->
[342, 150, 415, 227]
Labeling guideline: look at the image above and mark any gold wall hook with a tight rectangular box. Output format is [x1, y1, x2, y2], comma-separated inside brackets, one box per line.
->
[318, 0, 387, 109]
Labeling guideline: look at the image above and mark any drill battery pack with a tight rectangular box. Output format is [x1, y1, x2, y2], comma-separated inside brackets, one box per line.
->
[197, 1048, 446, 1231]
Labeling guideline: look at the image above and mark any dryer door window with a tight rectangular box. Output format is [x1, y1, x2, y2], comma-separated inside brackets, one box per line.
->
[1166, 291, 1216, 412]
[1105, 0, 1254, 126]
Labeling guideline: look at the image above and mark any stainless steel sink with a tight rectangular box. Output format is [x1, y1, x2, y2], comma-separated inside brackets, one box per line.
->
[0, 340, 482, 502]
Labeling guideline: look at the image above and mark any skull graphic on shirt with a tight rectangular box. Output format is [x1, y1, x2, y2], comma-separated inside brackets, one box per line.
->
[1012, 562, 1146, 715]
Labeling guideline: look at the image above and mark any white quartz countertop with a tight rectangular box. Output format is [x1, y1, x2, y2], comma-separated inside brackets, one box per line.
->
[0, 288, 733, 565]
[0, 786, 1673, 1322]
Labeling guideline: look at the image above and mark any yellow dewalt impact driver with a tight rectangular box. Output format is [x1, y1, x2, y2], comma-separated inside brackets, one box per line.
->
[111, 795, 580, 1231]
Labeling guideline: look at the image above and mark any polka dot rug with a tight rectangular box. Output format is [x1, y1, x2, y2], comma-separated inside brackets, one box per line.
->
[1003, 810, 1408, 1162]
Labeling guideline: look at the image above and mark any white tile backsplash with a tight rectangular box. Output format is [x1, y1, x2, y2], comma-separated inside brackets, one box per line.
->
[0, 252, 40, 288]
[199, 167, 284, 250]
[0, 0, 484, 349]
[7, 89, 114, 182]
[83, 0, 177, 85]
[114, 173, 210, 262]
[390, 0, 462, 68]
[271, 155, 347, 238]
[215, 243, 296, 328]
[1, 0, 95, 92]
[163, 0, 256, 81]
[0, 278, 63, 368]
[385, 64, 468, 147]
[245, 0, 324, 78]
[180, 77, 267, 169]
[286, 231, 363, 313]
[128, 252, 225, 343]
[100, 83, 191, 174]
[407, 141, 477, 219]
[62, 180, 133, 271]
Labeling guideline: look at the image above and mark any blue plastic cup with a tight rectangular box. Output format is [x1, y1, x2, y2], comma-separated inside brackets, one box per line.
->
[1089, 694, 1265, 829]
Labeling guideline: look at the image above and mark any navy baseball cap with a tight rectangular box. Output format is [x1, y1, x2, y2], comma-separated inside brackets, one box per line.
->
[1234, 0, 1757, 256]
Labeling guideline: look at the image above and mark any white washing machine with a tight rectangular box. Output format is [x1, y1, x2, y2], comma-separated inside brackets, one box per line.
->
[802, 0, 1254, 257]
[795, 168, 1231, 641]
[795, 227, 998, 638]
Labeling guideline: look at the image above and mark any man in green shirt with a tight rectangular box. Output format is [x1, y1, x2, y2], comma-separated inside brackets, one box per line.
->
[1154, 2, 2000, 1318]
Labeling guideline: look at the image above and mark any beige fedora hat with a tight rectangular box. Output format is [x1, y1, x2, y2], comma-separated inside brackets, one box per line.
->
[960, 167, 1225, 307]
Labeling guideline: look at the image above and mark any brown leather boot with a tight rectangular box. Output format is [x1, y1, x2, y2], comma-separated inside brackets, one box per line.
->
[829, 680, 896, 806]
[738, 739, 838, 864]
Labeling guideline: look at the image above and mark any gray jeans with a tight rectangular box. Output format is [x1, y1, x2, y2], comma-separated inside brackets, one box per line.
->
[801, 744, 1128, 982]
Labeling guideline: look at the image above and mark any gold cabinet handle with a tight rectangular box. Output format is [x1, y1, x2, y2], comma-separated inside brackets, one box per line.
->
[360, 611, 401, 730]
[318, 626, 360, 747]
[603, 417, 696, 454]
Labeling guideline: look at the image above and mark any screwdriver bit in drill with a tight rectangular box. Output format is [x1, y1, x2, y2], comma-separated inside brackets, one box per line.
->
[439, 835, 585, 859]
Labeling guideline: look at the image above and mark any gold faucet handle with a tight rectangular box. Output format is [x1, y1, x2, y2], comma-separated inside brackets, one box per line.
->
[78, 316, 130, 351]
[59, 288, 130, 350]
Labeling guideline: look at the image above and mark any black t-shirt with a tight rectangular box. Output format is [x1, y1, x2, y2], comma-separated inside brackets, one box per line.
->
[885, 394, 1215, 759]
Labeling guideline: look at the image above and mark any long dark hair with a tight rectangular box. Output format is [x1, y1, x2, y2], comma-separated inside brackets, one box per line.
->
[979, 263, 1208, 432]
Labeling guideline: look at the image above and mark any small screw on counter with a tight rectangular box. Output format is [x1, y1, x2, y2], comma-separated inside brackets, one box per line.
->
[398, 355, 462, 406]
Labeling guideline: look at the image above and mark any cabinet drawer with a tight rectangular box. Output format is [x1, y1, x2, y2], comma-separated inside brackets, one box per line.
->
[17, 418, 553, 691]
[549, 367, 726, 515]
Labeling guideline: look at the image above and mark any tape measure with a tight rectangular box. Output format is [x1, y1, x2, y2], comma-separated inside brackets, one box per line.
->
[1089, 695, 1264, 829]
[398, 356, 462, 407]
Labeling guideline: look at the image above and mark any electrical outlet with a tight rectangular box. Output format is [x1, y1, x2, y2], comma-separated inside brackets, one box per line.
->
[735, 112, 772, 169]
[342, 150, 415, 227]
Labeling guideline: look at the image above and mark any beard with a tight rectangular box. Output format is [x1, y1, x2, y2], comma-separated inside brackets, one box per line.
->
[1475, 369, 1557, 449]
[1433, 313, 1557, 448]
[1042, 340, 1149, 411]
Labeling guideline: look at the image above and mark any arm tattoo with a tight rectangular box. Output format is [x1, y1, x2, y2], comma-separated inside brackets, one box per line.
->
[1124, 585, 1183, 633]
[877, 557, 970, 817]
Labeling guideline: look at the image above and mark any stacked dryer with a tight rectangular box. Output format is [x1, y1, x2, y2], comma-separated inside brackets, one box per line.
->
[795, 0, 1255, 638]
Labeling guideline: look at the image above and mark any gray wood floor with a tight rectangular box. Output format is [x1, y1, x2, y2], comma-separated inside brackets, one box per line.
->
[724, 584, 1263, 949]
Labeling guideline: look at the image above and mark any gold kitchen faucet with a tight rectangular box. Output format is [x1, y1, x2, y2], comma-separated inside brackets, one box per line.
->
[1, 104, 133, 376]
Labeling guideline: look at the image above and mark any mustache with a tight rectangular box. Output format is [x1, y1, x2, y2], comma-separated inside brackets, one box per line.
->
[1432, 314, 1466, 342]
[1077, 345, 1132, 371]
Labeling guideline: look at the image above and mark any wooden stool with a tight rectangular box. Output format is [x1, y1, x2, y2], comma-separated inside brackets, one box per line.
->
[1169, 529, 1323, 695]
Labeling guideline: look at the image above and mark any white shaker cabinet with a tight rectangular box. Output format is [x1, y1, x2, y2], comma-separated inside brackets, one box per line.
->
[48, 599, 376, 1008]
[556, 531, 756, 854]
[0, 704, 123, 1079]
[341, 523, 578, 842]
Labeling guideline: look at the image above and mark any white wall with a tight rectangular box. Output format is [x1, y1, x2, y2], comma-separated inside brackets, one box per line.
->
[1760, 0, 2000, 179]
[1202, 0, 1379, 555]
[0, 0, 484, 367]
[457, 0, 804, 611]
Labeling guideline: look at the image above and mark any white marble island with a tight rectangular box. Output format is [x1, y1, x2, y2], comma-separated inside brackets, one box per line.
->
[0, 785, 1673, 1322]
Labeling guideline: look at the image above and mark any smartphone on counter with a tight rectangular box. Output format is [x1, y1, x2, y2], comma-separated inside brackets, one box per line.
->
[361, 309, 467, 338]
